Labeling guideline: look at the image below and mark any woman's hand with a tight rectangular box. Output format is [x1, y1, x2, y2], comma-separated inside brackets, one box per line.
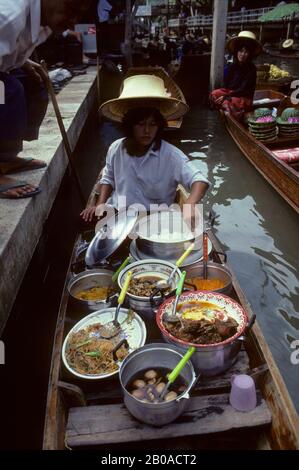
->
[215, 95, 224, 105]
[80, 203, 111, 222]
[22, 59, 44, 83]
[80, 206, 97, 222]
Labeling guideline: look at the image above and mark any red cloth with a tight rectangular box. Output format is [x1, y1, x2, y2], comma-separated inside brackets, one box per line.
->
[273, 147, 299, 163]
[210, 88, 253, 121]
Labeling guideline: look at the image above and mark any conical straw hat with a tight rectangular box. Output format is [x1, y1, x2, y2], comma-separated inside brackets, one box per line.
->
[226, 31, 262, 57]
[100, 74, 189, 122]
[282, 39, 294, 49]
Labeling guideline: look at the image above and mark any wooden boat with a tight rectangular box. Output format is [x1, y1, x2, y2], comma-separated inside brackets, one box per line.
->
[264, 46, 299, 59]
[124, 66, 187, 129]
[43, 182, 299, 450]
[221, 90, 299, 213]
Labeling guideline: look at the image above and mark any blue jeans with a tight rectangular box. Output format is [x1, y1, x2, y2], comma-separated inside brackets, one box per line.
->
[0, 68, 48, 161]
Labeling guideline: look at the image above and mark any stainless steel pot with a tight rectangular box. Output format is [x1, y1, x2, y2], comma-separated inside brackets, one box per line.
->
[184, 262, 233, 296]
[159, 335, 243, 377]
[68, 269, 116, 314]
[119, 343, 197, 426]
[118, 260, 182, 320]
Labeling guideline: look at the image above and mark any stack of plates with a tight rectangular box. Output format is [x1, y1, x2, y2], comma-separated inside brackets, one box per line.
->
[277, 108, 299, 137]
[248, 117, 278, 142]
[277, 118, 299, 137]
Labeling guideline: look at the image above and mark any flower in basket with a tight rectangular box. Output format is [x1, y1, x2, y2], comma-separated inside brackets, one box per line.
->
[256, 116, 274, 123]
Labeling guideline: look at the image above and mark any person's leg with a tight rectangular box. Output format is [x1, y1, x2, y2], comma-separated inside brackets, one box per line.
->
[0, 72, 26, 160]
[0, 72, 42, 197]
[0, 70, 47, 173]
[11, 68, 49, 141]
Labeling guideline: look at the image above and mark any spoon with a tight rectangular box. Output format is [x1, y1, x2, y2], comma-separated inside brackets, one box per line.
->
[164, 271, 186, 323]
[159, 346, 196, 400]
[203, 232, 209, 279]
[156, 243, 194, 290]
[100, 271, 132, 339]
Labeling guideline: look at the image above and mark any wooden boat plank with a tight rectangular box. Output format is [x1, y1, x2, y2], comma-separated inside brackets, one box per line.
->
[66, 393, 271, 447]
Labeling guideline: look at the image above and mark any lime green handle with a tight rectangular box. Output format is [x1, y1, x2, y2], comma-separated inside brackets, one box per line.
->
[118, 271, 132, 305]
[176, 271, 186, 296]
[168, 347, 196, 384]
[176, 243, 195, 267]
[112, 257, 131, 283]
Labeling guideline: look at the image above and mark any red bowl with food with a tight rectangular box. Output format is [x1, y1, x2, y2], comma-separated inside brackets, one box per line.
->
[156, 291, 249, 376]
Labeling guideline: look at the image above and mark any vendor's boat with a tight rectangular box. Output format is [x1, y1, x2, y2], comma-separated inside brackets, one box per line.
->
[221, 89, 299, 213]
[43, 181, 299, 450]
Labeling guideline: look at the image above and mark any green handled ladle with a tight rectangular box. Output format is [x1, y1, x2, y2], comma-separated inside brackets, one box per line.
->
[156, 243, 194, 291]
[111, 257, 131, 283]
[159, 346, 196, 400]
[164, 271, 186, 323]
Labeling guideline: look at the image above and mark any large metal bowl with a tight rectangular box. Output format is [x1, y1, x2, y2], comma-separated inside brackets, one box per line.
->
[119, 343, 196, 426]
[68, 269, 116, 314]
[135, 211, 195, 260]
[184, 262, 233, 295]
[118, 259, 182, 319]
[156, 291, 248, 377]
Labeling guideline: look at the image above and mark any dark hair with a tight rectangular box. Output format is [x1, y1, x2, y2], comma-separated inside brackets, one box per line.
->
[122, 107, 166, 155]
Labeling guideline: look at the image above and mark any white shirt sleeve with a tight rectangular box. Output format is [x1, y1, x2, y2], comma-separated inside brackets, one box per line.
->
[98, 139, 122, 188]
[173, 147, 210, 191]
[0, 0, 28, 70]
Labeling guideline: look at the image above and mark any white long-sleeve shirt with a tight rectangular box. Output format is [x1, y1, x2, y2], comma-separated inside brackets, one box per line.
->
[0, 0, 51, 72]
[99, 138, 210, 210]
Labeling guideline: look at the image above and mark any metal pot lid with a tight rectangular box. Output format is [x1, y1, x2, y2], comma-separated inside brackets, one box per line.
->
[85, 209, 138, 267]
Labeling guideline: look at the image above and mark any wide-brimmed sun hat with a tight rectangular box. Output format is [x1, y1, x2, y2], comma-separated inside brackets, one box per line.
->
[99, 74, 189, 122]
[282, 39, 294, 49]
[226, 31, 262, 57]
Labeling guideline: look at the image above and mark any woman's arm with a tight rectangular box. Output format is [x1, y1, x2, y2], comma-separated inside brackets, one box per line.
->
[184, 181, 209, 231]
[80, 184, 113, 222]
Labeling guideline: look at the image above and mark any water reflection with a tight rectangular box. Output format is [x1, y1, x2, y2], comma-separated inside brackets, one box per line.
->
[168, 104, 299, 413]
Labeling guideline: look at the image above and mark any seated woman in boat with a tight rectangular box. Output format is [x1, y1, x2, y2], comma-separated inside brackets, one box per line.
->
[210, 31, 262, 121]
[80, 74, 210, 222]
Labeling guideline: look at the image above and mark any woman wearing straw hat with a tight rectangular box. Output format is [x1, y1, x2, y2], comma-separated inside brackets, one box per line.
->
[81, 74, 210, 222]
[210, 31, 262, 121]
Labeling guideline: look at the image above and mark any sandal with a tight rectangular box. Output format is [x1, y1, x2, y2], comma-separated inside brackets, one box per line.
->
[0, 179, 41, 199]
[0, 157, 47, 175]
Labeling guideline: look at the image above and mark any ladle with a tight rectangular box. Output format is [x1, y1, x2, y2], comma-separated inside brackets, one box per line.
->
[139, 346, 196, 403]
[164, 271, 186, 324]
[100, 271, 132, 339]
[203, 232, 209, 279]
[156, 243, 194, 290]
[159, 346, 196, 400]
